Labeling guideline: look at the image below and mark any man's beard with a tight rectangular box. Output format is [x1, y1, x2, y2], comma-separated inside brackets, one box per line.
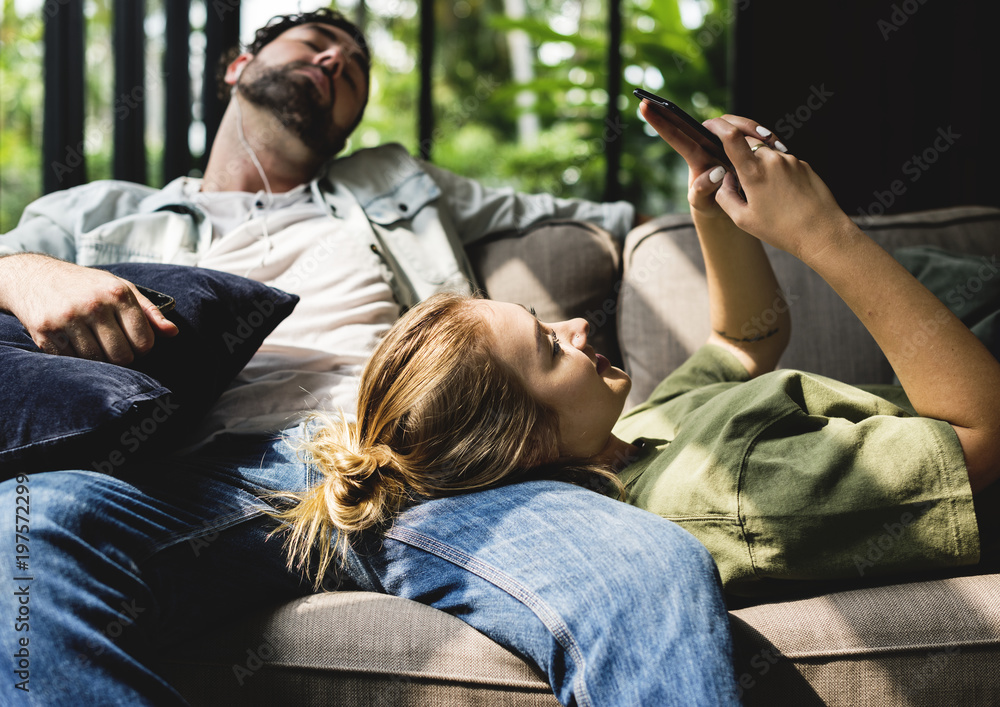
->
[237, 62, 349, 157]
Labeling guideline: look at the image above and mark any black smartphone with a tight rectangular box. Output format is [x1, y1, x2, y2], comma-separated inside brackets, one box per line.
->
[633, 89, 735, 174]
[135, 284, 176, 314]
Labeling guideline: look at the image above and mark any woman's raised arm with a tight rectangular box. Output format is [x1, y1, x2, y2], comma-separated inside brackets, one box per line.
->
[639, 102, 790, 377]
[707, 115, 1000, 493]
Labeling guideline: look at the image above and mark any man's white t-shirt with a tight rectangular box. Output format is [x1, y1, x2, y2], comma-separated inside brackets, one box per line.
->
[184, 179, 399, 444]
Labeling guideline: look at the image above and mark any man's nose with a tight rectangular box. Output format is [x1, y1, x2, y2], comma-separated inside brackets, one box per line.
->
[315, 46, 344, 78]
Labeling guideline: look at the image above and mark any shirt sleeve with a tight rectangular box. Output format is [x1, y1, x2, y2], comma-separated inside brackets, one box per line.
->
[732, 401, 979, 595]
[643, 343, 751, 406]
[1, 191, 78, 261]
[420, 160, 635, 245]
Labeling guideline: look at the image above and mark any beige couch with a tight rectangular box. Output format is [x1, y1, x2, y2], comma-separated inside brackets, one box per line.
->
[159, 206, 1000, 705]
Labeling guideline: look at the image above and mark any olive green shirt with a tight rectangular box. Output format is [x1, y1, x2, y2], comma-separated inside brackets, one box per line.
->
[613, 344, 980, 597]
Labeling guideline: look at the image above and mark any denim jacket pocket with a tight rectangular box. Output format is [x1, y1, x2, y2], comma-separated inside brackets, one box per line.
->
[362, 170, 441, 226]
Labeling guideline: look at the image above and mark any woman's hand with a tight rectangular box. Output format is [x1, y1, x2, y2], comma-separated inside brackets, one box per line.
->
[641, 103, 792, 376]
[638, 102, 780, 222]
[704, 114, 852, 260]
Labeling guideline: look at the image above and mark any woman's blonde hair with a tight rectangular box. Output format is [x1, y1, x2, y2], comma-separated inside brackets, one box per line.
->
[272, 292, 621, 586]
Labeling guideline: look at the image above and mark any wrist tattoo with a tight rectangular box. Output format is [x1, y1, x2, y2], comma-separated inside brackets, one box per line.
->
[714, 327, 780, 343]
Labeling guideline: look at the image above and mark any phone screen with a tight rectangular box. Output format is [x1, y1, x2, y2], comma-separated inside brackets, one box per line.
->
[634, 89, 735, 173]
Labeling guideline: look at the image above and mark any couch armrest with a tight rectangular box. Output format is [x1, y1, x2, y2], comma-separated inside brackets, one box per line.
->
[618, 206, 1000, 408]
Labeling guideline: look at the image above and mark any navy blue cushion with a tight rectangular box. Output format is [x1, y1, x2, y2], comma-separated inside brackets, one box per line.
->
[0, 263, 298, 476]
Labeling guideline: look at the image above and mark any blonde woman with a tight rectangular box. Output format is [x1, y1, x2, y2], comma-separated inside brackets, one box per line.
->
[275, 109, 999, 695]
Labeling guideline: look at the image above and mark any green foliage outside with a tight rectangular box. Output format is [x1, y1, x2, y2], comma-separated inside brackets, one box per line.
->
[1, 0, 45, 234]
[0, 0, 731, 233]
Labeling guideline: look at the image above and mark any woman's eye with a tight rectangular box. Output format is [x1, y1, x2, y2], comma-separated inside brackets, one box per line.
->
[551, 334, 561, 357]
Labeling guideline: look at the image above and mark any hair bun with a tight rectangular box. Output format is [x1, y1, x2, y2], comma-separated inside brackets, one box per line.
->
[322, 441, 400, 521]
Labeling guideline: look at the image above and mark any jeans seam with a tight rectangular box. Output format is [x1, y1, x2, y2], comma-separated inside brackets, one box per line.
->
[147, 506, 265, 556]
[386, 525, 594, 707]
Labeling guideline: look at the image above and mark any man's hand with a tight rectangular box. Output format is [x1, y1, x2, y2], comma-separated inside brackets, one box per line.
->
[0, 254, 179, 364]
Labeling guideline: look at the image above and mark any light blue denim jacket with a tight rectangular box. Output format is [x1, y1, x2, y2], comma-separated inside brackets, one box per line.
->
[1, 143, 634, 307]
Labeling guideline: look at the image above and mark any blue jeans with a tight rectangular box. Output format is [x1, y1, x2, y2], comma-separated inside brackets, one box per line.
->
[1, 427, 739, 706]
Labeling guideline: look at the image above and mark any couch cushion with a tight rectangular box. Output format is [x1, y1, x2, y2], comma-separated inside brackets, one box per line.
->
[467, 219, 623, 367]
[619, 206, 1000, 407]
[158, 591, 559, 706]
[0, 263, 298, 476]
[894, 245, 1000, 360]
[729, 573, 1000, 706]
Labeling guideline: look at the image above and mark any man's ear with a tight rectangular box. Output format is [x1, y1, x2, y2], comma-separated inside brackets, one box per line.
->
[224, 54, 252, 88]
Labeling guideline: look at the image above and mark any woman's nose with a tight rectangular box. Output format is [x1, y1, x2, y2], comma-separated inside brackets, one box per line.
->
[567, 318, 590, 349]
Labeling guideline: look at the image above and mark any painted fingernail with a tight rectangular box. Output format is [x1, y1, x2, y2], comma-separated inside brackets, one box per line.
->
[774, 140, 788, 153]
[709, 166, 726, 183]
[755, 126, 772, 138]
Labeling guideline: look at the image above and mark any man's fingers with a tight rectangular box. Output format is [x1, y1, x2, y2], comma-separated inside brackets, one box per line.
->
[65, 324, 107, 362]
[127, 284, 179, 339]
[95, 312, 149, 364]
[34, 327, 75, 357]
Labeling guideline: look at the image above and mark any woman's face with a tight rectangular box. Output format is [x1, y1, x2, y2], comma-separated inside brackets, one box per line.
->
[478, 300, 631, 459]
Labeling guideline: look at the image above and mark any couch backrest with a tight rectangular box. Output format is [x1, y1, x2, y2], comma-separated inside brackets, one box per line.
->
[619, 206, 1000, 408]
[466, 220, 624, 367]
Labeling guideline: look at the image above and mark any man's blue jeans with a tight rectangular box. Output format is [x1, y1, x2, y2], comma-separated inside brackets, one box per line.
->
[0, 427, 740, 706]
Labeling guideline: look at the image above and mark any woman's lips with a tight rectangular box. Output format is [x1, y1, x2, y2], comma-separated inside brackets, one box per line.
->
[595, 353, 610, 375]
